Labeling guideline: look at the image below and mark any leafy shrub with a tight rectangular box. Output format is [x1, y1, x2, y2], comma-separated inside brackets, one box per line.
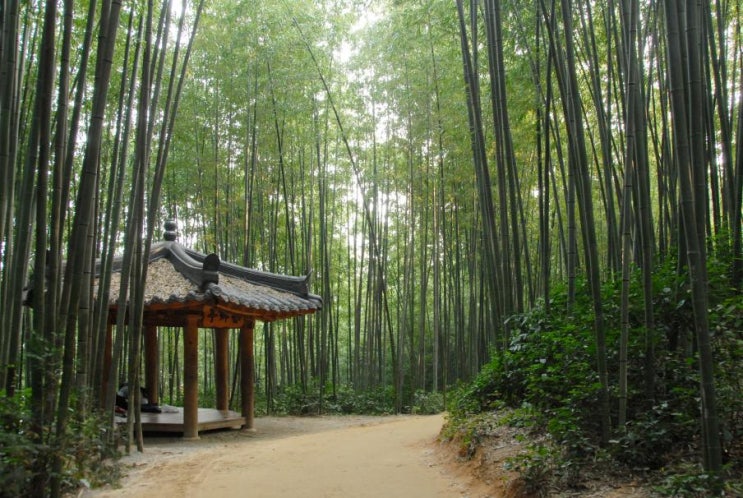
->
[503, 443, 553, 496]
[271, 383, 397, 416]
[609, 401, 688, 469]
[709, 297, 743, 471]
[0, 391, 119, 496]
[440, 411, 504, 460]
[447, 257, 743, 494]
[410, 389, 444, 414]
[450, 297, 605, 447]
[348, 386, 397, 414]
[59, 412, 122, 491]
[0, 392, 38, 497]
[654, 462, 724, 497]
[273, 384, 324, 415]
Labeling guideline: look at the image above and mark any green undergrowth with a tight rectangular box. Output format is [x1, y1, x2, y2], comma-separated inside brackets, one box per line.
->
[258, 383, 445, 416]
[0, 390, 121, 497]
[444, 258, 742, 497]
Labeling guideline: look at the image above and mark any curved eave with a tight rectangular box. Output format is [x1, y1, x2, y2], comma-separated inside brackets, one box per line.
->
[205, 276, 322, 314]
[28, 234, 323, 323]
[181, 282, 322, 318]
[106, 257, 321, 324]
[185, 247, 310, 294]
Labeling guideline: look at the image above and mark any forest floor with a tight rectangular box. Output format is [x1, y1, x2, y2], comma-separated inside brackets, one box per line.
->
[77, 413, 651, 498]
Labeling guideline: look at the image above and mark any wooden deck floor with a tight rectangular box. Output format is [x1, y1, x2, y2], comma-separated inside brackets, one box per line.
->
[118, 407, 246, 434]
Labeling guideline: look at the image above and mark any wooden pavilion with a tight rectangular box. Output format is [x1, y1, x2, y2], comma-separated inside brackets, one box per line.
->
[101, 221, 322, 439]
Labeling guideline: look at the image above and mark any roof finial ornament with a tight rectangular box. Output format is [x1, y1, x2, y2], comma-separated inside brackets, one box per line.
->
[164, 220, 177, 241]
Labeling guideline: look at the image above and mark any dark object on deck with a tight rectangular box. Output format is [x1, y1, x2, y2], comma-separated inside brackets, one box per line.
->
[115, 384, 161, 413]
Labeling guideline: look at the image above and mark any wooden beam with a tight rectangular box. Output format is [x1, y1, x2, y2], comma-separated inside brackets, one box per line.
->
[214, 328, 230, 411]
[240, 320, 256, 431]
[203, 305, 245, 328]
[144, 325, 159, 406]
[183, 314, 200, 440]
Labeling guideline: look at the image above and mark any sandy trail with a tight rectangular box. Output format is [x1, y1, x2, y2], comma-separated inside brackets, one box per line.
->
[84, 414, 489, 498]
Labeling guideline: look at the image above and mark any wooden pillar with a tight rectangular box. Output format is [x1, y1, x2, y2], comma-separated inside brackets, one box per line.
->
[215, 328, 229, 411]
[183, 315, 200, 440]
[144, 325, 159, 405]
[240, 319, 256, 431]
[101, 322, 113, 408]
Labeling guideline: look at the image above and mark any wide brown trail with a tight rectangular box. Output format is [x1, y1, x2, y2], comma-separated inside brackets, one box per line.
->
[84, 414, 491, 498]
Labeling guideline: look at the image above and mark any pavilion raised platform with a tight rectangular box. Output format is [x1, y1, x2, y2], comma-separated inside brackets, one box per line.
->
[118, 407, 246, 434]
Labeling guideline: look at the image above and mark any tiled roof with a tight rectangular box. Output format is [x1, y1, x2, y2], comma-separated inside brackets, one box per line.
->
[106, 240, 322, 318]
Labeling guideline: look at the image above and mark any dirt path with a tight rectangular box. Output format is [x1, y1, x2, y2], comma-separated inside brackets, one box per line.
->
[83, 414, 492, 498]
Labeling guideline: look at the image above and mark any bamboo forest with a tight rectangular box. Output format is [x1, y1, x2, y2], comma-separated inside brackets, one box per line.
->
[1, 0, 742, 496]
